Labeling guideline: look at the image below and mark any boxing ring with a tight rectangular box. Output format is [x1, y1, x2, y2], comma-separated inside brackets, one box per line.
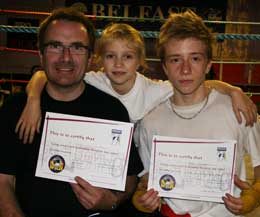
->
[1, 9, 260, 100]
[0, 8, 260, 217]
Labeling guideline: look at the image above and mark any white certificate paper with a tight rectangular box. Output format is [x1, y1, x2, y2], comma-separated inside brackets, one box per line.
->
[148, 136, 237, 203]
[35, 112, 134, 191]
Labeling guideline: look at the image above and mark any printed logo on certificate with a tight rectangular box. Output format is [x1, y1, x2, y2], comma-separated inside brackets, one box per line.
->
[148, 136, 237, 203]
[35, 112, 134, 191]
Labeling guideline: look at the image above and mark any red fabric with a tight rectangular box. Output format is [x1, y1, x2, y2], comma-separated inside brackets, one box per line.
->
[160, 203, 191, 217]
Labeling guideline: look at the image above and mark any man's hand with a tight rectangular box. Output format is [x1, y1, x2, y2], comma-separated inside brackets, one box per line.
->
[70, 176, 117, 211]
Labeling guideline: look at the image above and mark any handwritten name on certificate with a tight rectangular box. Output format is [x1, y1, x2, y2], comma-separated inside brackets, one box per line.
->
[35, 112, 134, 191]
[148, 136, 237, 203]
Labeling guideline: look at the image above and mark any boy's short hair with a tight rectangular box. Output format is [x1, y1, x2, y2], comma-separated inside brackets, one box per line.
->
[157, 10, 213, 62]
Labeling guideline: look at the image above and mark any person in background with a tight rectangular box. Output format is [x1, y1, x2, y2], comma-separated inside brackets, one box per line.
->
[136, 10, 260, 217]
[0, 7, 143, 217]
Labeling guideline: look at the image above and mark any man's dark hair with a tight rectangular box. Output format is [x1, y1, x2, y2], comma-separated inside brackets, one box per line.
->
[38, 7, 95, 54]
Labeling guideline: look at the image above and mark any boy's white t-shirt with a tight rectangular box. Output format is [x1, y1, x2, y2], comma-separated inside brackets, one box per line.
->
[84, 71, 173, 123]
[138, 89, 260, 216]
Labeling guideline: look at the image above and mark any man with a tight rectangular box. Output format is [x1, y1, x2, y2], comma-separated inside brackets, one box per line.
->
[137, 10, 260, 216]
[0, 7, 143, 217]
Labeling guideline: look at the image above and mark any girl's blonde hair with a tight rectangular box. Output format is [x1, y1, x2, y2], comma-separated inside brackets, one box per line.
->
[94, 23, 147, 70]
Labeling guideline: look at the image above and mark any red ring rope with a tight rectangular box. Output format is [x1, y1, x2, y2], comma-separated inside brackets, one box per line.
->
[0, 79, 28, 84]
[0, 46, 38, 54]
[0, 9, 97, 19]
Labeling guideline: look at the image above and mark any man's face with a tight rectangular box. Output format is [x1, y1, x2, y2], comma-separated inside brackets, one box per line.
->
[40, 20, 90, 88]
[163, 37, 212, 97]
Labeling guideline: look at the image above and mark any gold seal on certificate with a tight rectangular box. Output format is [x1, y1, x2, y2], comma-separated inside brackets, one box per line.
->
[48, 155, 65, 173]
[159, 174, 176, 191]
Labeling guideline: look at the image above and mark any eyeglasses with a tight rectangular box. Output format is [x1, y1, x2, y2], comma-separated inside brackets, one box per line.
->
[43, 42, 91, 55]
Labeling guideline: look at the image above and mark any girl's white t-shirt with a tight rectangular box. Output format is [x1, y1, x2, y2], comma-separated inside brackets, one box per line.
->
[84, 71, 173, 123]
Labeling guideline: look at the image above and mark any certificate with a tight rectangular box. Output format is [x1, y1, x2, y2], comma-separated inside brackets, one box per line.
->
[148, 136, 237, 203]
[35, 112, 134, 191]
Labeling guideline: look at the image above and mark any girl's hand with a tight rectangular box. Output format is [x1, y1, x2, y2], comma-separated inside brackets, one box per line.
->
[15, 97, 41, 144]
[230, 89, 257, 126]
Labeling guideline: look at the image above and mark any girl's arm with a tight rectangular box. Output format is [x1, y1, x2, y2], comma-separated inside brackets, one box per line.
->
[206, 80, 257, 126]
[16, 74, 258, 144]
[15, 70, 47, 144]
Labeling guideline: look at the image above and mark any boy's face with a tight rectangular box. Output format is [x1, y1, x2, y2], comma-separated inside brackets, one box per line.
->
[163, 37, 212, 98]
[101, 39, 140, 94]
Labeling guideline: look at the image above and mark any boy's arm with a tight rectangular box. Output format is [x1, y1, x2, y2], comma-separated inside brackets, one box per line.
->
[206, 80, 257, 126]
[223, 168, 260, 215]
[15, 70, 47, 144]
[132, 173, 160, 213]
[0, 174, 25, 217]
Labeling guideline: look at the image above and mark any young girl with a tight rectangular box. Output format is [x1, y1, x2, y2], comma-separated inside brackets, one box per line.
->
[16, 23, 256, 144]
[15, 22, 257, 215]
